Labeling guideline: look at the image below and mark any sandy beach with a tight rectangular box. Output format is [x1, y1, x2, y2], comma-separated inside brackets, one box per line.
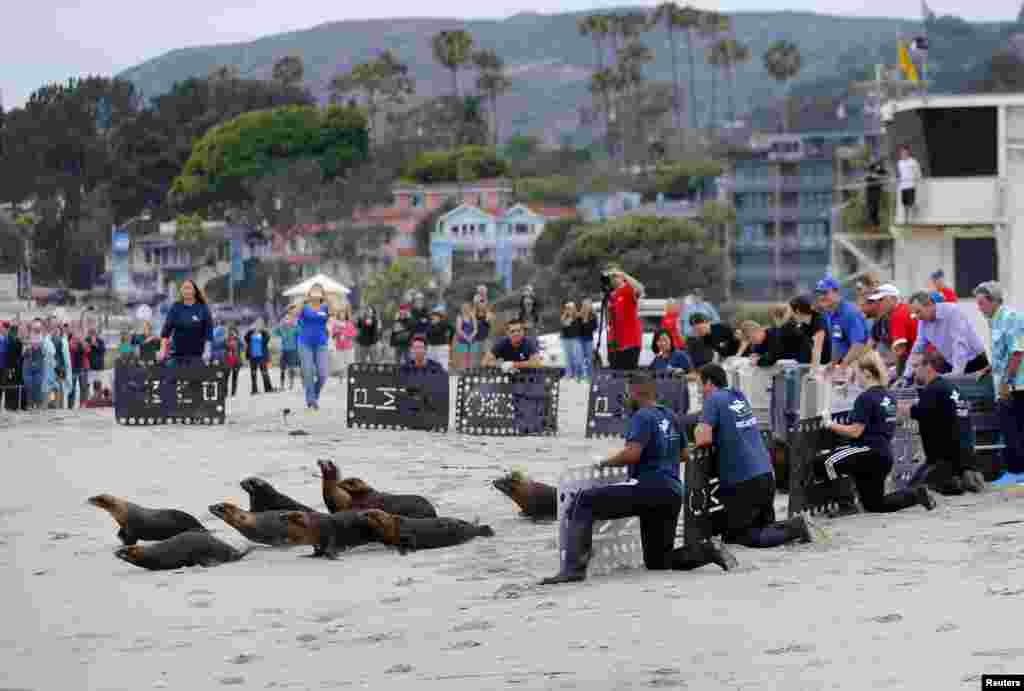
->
[2, 374, 1022, 690]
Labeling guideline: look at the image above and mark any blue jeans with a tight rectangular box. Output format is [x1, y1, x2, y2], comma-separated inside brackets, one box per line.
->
[998, 393, 1024, 475]
[576, 337, 594, 379]
[299, 344, 329, 406]
[24, 367, 44, 408]
[69, 370, 89, 408]
[562, 337, 583, 380]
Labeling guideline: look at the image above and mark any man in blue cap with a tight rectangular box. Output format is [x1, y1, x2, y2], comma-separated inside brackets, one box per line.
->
[815, 276, 869, 371]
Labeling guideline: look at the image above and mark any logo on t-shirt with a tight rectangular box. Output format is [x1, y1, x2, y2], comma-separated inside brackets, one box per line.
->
[192, 315, 199, 321]
[950, 389, 970, 418]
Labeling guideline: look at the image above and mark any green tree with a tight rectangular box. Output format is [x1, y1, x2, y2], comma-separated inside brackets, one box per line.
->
[698, 11, 731, 129]
[272, 55, 305, 87]
[763, 40, 803, 132]
[473, 49, 512, 147]
[432, 30, 475, 99]
[329, 50, 415, 150]
[651, 3, 688, 134]
[403, 146, 508, 184]
[363, 257, 437, 323]
[170, 104, 369, 210]
[652, 4, 704, 130]
[532, 216, 583, 266]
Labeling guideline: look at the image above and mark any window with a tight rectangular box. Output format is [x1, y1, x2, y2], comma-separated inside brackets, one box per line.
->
[955, 237, 997, 298]
[412, 193, 424, 208]
[891, 107, 997, 177]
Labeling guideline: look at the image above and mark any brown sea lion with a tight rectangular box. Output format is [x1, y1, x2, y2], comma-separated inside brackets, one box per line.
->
[208, 503, 292, 546]
[115, 531, 249, 571]
[88, 494, 206, 545]
[363, 510, 495, 555]
[492, 470, 557, 520]
[239, 477, 314, 513]
[280, 510, 378, 559]
[316, 460, 437, 518]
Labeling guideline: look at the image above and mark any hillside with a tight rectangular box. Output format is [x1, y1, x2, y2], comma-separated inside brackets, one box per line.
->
[117, 9, 1007, 143]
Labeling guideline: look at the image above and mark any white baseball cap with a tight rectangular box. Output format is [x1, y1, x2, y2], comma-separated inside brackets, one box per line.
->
[868, 284, 900, 301]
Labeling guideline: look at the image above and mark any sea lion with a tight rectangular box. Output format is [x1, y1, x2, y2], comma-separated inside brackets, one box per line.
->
[115, 531, 249, 571]
[363, 510, 495, 555]
[239, 477, 314, 513]
[280, 510, 378, 559]
[317, 460, 437, 518]
[88, 494, 206, 545]
[208, 502, 292, 546]
[492, 470, 557, 520]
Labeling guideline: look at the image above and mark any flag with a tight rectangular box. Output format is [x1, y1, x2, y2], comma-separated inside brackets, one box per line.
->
[836, 101, 847, 120]
[898, 41, 920, 84]
[921, 0, 935, 21]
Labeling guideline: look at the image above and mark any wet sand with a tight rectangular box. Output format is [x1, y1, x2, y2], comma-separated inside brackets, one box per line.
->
[1, 376, 1022, 690]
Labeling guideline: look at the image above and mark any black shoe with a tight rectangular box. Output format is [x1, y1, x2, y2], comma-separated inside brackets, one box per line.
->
[961, 470, 986, 493]
[788, 515, 816, 544]
[539, 572, 586, 585]
[826, 502, 860, 518]
[931, 477, 964, 496]
[705, 542, 739, 571]
[915, 485, 937, 511]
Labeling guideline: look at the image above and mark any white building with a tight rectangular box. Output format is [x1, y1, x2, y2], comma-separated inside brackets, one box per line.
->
[885, 93, 1024, 344]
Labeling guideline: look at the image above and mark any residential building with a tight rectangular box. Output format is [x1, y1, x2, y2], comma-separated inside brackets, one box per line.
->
[430, 202, 576, 287]
[577, 191, 642, 222]
[730, 129, 882, 300]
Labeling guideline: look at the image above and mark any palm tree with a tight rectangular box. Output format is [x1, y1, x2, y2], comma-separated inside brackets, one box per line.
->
[710, 38, 750, 123]
[678, 5, 705, 130]
[272, 55, 304, 88]
[431, 30, 475, 99]
[329, 51, 414, 151]
[651, 3, 687, 134]
[698, 11, 731, 130]
[763, 40, 803, 132]
[473, 49, 512, 147]
[578, 14, 614, 150]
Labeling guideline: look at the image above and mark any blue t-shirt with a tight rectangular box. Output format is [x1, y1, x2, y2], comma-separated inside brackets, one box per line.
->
[492, 336, 538, 362]
[850, 385, 897, 461]
[160, 302, 213, 358]
[298, 305, 329, 348]
[624, 406, 683, 495]
[702, 388, 773, 488]
[826, 300, 868, 361]
[649, 350, 693, 372]
[249, 332, 265, 359]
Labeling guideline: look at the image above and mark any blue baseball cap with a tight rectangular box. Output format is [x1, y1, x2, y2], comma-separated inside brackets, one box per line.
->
[815, 277, 840, 294]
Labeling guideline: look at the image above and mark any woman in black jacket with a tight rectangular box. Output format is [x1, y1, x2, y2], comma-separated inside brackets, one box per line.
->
[355, 306, 381, 364]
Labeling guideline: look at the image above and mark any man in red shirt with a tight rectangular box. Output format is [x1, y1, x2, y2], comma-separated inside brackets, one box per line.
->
[604, 265, 645, 370]
[929, 269, 958, 304]
[867, 284, 918, 374]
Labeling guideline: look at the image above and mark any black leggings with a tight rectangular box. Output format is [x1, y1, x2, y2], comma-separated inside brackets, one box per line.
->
[817, 445, 918, 513]
[571, 481, 682, 570]
[250, 359, 273, 393]
[715, 473, 796, 548]
[609, 347, 641, 371]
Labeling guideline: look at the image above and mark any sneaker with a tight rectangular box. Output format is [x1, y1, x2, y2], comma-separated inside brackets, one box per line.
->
[914, 485, 937, 511]
[790, 515, 816, 544]
[961, 470, 986, 493]
[990, 472, 1024, 488]
[705, 541, 739, 572]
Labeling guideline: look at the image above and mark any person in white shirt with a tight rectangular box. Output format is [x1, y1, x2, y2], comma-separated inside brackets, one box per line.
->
[897, 145, 922, 222]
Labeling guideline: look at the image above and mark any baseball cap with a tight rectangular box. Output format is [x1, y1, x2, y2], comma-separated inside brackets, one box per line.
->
[815, 277, 840, 294]
[688, 312, 709, 326]
[867, 284, 900, 301]
[930, 269, 944, 281]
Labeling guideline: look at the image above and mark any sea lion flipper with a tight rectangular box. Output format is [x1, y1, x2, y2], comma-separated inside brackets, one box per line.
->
[397, 534, 416, 555]
[118, 528, 136, 546]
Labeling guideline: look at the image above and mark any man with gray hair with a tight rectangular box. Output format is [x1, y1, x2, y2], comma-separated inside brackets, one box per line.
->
[902, 291, 989, 383]
[974, 281, 1024, 487]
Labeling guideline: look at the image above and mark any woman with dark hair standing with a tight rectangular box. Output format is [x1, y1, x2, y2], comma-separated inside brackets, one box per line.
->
[818, 351, 936, 514]
[159, 279, 213, 367]
[577, 301, 598, 380]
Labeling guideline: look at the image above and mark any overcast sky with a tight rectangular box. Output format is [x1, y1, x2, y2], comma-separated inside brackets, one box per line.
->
[3, 0, 1017, 109]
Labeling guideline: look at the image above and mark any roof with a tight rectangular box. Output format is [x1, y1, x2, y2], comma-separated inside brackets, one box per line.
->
[891, 93, 1024, 112]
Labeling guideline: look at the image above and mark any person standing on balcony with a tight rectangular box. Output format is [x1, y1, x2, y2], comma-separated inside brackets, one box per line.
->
[973, 281, 1024, 488]
[864, 159, 886, 230]
[897, 144, 922, 223]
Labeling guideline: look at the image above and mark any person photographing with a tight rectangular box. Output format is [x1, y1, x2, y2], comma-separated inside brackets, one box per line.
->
[297, 283, 333, 410]
[603, 266, 644, 371]
[541, 372, 696, 584]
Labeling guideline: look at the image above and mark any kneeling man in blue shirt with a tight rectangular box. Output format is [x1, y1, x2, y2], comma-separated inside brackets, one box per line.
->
[670, 364, 816, 570]
[542, 372, 728, 584]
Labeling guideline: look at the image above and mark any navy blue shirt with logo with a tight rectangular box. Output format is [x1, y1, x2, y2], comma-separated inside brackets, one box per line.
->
[491, 336, 538, 362]
[624, 405, 683, 495]
[910, 377, 975, 462]
[702, 388, 773, 488]
[161, 302, 213, 358]
[850, 385, 897, 460]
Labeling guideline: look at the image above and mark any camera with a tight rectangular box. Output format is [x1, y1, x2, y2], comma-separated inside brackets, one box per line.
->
[600, 272, 614, 294]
